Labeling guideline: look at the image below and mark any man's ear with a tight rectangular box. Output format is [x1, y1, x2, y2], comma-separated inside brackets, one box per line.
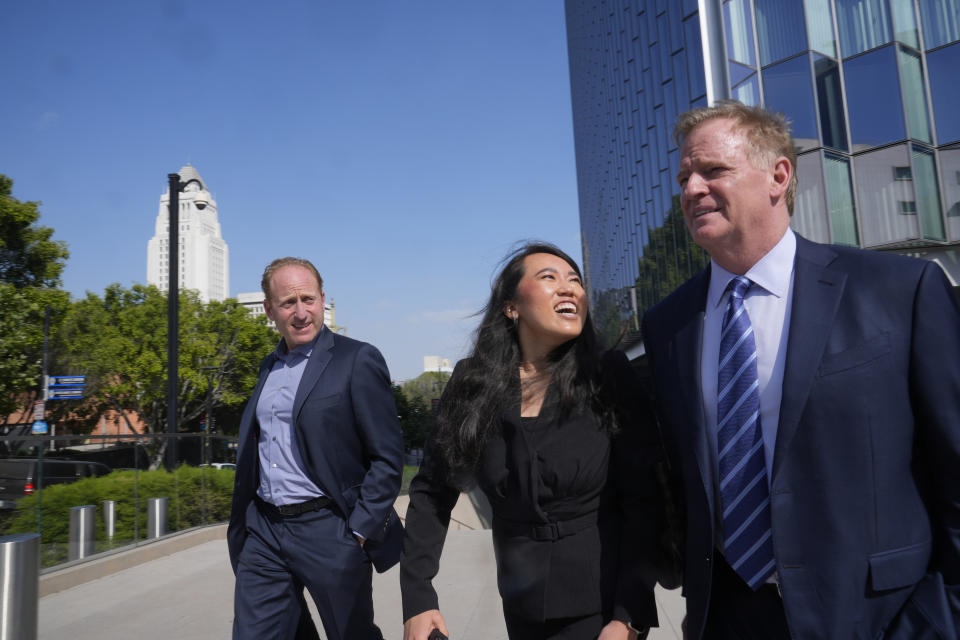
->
[770, 156, 791, 200]
[263, 299, 275, 322]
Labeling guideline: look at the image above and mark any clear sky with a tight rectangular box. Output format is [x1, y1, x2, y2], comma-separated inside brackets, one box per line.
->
[0, 1, 582, 381]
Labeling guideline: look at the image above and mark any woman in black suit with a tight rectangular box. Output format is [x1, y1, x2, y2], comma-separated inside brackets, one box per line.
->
[400, 243, 663, 640]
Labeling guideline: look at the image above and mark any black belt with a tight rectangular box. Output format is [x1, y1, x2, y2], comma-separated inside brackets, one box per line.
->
[259, 495, 332, 517]
[495, 510, 599, 541]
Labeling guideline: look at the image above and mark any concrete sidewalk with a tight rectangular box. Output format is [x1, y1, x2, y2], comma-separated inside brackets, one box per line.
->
[38, 494, 684, 639]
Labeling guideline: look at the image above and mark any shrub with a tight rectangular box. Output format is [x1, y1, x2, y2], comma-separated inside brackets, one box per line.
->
[4, 465, 235, 542]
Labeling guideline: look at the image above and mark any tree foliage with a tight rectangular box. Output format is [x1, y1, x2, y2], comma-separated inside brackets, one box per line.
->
[0, 175, 69, 288]
[0, 175, 70, 418]
[401, 370, 451, 405]
[393, 384, 432, 452]
[393, 371, 451, 453]
[51, 284, 277, 467]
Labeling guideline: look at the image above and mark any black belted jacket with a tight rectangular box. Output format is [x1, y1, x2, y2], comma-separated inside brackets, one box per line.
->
[399, 351, 663, 627]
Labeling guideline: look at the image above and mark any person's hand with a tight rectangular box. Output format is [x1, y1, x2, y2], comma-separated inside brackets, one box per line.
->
[403, 609, 449, 640]
[597, 619, 638, 640]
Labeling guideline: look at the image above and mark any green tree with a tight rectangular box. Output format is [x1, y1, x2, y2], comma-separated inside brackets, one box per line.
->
[0, 175, 69, 288]
[51, 284, 277, 468]
[0, 175, 70, 418]
[401, 370, 451, 406]
[393, 384, 432, 452]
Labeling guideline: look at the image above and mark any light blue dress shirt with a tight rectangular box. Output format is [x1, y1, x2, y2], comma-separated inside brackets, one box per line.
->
[256, 330, 326, 506]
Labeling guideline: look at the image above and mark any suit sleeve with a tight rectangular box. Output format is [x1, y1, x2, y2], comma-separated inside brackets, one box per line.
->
[605, 350, 663, 628]
[909, 262, 960, 618]
[346, 343, 404, 541]
[399, 366, 463, 622]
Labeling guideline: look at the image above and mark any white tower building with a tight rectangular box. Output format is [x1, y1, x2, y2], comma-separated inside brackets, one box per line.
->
[147, 165, 229, 302]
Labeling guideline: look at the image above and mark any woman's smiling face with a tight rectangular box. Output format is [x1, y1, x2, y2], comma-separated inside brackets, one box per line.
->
[506, 252, 587, 359]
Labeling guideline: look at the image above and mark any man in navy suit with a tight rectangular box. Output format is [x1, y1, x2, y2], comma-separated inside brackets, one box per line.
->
[228, 257, 404, 640]
[642, 101, 960, 639]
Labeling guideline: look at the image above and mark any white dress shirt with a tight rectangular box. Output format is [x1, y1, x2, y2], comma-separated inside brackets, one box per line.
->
[701, 228, 797, 487]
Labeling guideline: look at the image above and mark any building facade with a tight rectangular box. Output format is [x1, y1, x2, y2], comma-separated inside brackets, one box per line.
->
[147, 165, 229, 302]
[566, 0, 960, 341]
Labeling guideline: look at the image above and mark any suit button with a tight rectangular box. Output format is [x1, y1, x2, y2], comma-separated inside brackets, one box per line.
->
[705, 556, 711, 563]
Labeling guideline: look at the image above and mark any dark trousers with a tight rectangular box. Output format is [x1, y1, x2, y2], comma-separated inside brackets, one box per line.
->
[703, 551, 791, 640]
[503, 609, 606, 640]
[233, 499, 382, 640]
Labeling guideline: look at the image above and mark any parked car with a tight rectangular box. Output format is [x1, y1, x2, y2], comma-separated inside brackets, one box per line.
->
[0, 458, 112, 509]
[199, 462, 236, 470]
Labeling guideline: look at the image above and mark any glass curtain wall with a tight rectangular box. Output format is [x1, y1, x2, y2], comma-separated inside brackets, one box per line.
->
[566, 0, 960, 333]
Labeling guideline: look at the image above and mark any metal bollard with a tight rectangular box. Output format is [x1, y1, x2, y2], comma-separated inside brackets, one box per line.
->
[147, 497, 168, 539]
[0, 533, 39, 640]
[68, 505, 96, 561]
[102, 500, 116, 540]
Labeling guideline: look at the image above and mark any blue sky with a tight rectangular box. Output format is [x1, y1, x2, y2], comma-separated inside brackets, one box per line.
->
[0, 1, 581, 381]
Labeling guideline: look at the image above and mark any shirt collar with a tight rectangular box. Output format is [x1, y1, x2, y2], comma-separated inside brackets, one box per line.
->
[273, 325, 325, 363]
[707, 228, 796, 309]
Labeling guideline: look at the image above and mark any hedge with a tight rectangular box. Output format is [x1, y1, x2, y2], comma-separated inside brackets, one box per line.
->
[3, 465, 235, 542]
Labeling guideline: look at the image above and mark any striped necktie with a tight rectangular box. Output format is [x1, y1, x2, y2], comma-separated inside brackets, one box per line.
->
[717, 276, 775, 589]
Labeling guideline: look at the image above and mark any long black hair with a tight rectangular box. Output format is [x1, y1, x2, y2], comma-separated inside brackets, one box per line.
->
[432, 242, 610, 484]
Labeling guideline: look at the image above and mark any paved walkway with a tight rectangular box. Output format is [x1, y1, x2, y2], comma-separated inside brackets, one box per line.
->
[38, 494, 685, 639]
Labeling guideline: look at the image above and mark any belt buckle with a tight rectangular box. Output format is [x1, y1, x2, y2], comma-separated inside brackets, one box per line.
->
[533, 522, 560, 541]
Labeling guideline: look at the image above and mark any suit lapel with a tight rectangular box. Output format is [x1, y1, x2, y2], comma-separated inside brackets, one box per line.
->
[293, 328, 335, 422]
[773, 237, 845, 478]
[673, 271, 713, 509]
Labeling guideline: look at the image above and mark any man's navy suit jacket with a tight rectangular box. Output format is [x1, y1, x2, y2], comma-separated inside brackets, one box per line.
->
[642, 235, 960, 639]
[227, 328, 405, 574]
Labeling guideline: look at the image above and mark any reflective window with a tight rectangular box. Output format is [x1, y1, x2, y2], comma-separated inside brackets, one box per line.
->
[804, 0, 837, 57]
[836, 0, 891, 58]
[792, 152, 831, 243]
[763, 55, 818, 151]
[729, 61, 755, 88]
[918, 0, 960, 49]
[898, 47, 931, 143]
[891, 0, 919, 48]
[683, 0, 700, 18]
[853, 144, 920, 246]
[755, 0, 809, 66]
[672, 52, 691, 108]
[684, 16, 707, 100]
[824, 153, 860, 245]
[911, 145, 946, 241]
[732, 74, 760, 106]
[938, 145, 960, 241]
[814, 55, 848, 150]
[724, 0, 757, 66]
[669, 3, 684, 54]
[844, 46, 905, 149]
[927, 43, 960, 144]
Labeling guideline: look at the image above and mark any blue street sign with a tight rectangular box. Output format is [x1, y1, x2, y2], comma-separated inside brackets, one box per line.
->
[32, 420, 48, 435]
[51, 375, 86, 385]
[48, 387, 84, 399]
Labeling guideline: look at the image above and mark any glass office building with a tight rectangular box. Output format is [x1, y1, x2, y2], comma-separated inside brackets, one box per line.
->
[565, 0, 960, 342]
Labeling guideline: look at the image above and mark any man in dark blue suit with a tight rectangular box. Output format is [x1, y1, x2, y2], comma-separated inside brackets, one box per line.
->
[228, 257, 404, 640]
[642, 101, 960, 639]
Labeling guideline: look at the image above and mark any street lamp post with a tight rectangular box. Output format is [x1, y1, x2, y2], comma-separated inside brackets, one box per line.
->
[166, 173, 182, 472]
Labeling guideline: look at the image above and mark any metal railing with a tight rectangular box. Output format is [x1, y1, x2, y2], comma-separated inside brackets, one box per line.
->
[0, 433, 237, 571]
